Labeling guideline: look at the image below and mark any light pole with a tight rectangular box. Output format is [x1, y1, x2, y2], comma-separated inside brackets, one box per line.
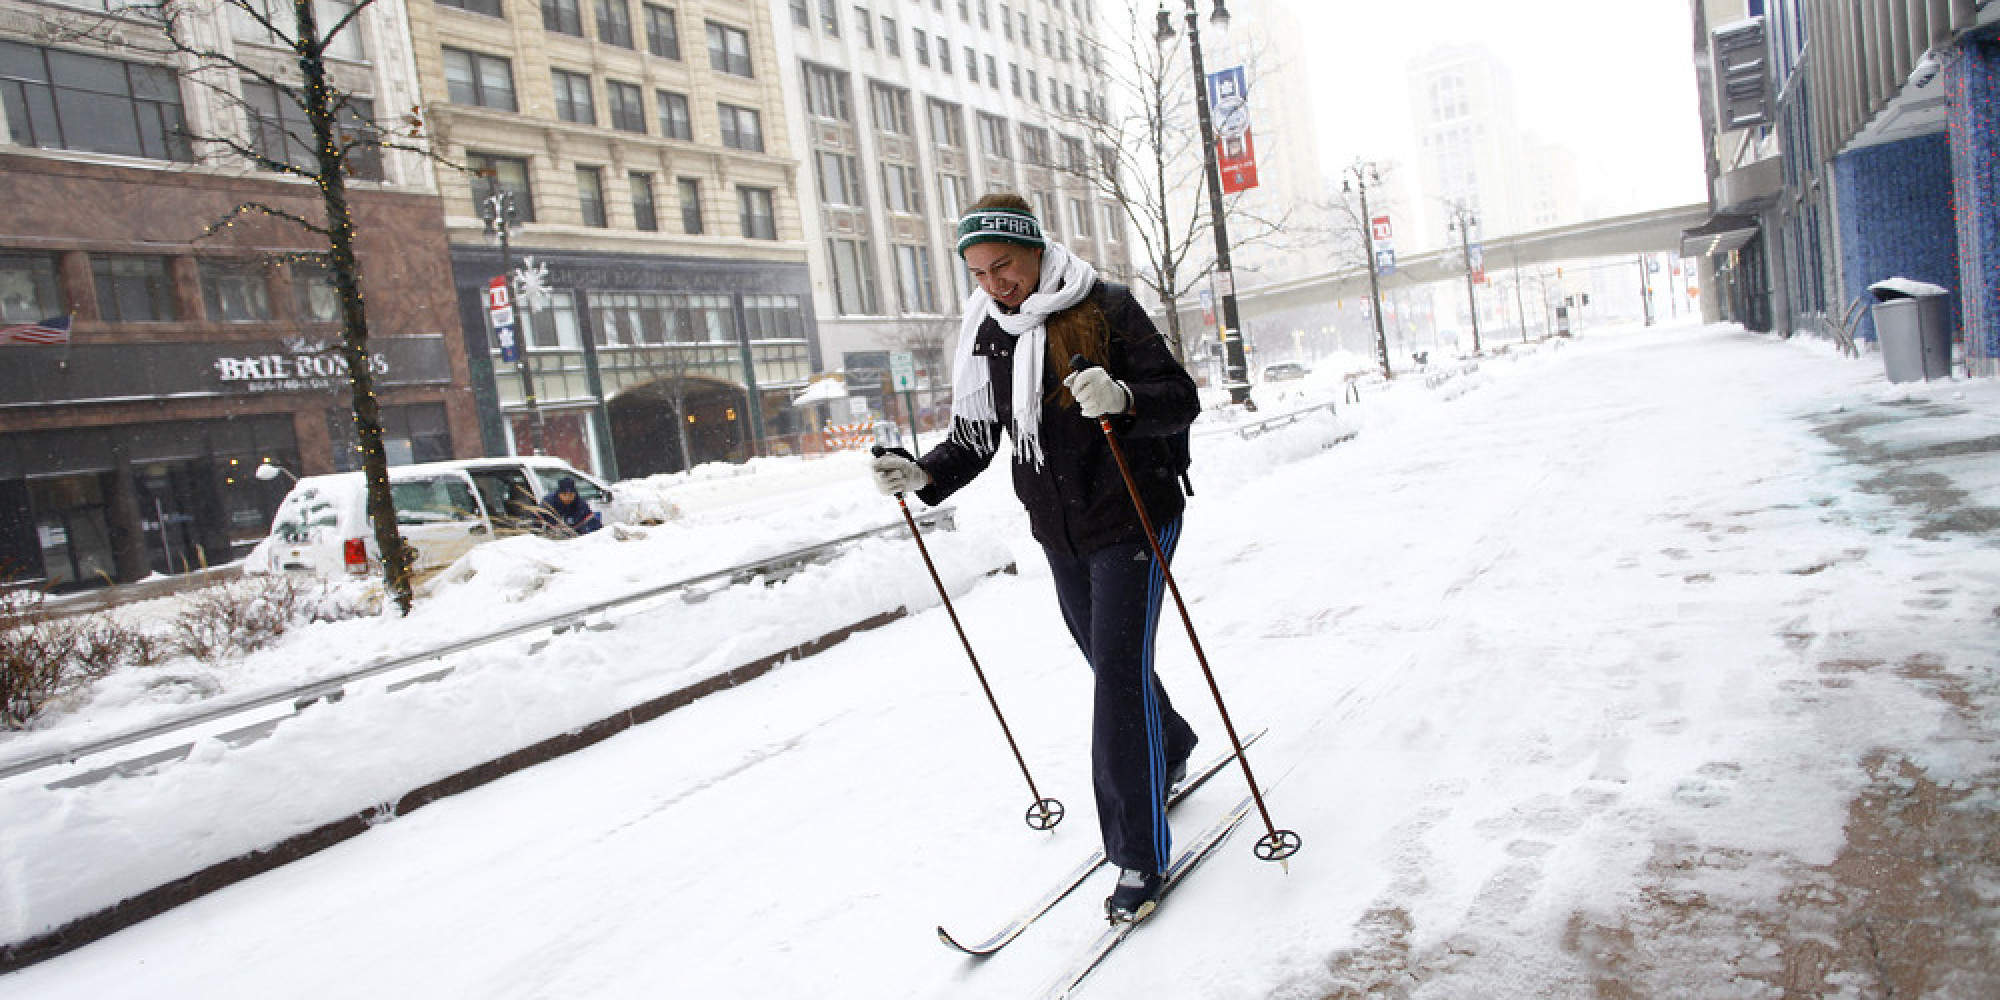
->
[1156, 1, 1254, 409]
[1445, 202, 1483, 355]
[479, 186, 545, 456]
[1342, 160, 1392, 378]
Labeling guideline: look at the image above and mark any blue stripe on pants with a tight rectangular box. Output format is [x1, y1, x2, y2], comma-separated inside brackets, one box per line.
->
[1043, 518, 1195, 874]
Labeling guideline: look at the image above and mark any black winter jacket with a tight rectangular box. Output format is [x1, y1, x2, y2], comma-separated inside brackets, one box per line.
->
[915, 281, 1199, 559]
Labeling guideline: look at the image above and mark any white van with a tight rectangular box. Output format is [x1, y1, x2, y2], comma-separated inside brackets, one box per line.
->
[244, 457, 665, 579]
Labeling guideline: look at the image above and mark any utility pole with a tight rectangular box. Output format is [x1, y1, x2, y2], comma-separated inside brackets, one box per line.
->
[1345, 160, 1392, 378]
[481, 188, 545, 456]
[1447, 201, 1483, 355]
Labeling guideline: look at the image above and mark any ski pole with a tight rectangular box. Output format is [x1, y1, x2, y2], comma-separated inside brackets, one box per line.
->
[1068, 357, 1302, 866]
[873, 446, 1064, 832]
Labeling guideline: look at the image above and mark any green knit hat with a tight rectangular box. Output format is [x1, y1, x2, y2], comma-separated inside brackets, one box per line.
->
[955, 207, 1046, 258]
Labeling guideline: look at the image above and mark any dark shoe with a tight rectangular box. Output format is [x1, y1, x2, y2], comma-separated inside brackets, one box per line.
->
[1105, 867, 1164, 924]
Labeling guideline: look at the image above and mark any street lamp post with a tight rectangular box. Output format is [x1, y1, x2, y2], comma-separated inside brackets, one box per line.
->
[1446, 202, 1483, 356]
[1343, 160, 1392, 378]
[480, 187, 545, 456]
[1157, 1, 1253, 409]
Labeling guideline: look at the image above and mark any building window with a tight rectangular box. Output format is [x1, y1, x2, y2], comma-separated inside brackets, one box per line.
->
[815, 150, 863, 207]
[1068, 197, 1091, 241]
[644, 4, 681, 58]
[894, 245, 937, 313]
[0, 252, 62, 323]
[976, 0, 988, 29]
[229, 0, 366, 61]
[853, 6, 873, 47]
[1061, 135, 1087, 173]
[631, 171, 658, 231]
[790, 0, 809, 28]
[738, 187, 776, 240]
[200, 259, 272, 322]
[938, 41, 952, 74]
[1103, 202, 1122, 241]
[912, 29, 930, 66]
[441, 47, 517, 110]
[438, 0, 505, 16]
[718, 103, 763, 151]
[290, 256, 342, 322]
[678, 177, 703, 233]
[607, 80, 645, 132]
[1009, 62, 1020, 96]
[937, 172, 968, 221]
[802, 63, 850, 121]
[1019, 123, 1049, 166]
[1001, 2, 1013, 40]
[882, 16, 899, 56]
[827, 238, 878, 315]
[595, 0, 634, 47]
[552, 69, 594, 124]
[521, 290, 582, 350]
[542, 0, 582, 35]
[819, 0, 839, 35]
[91, 255, 176, 322]
[577, 166, 607, 227]
[1026, 68, 1038, 103]
[0, 41, 192, 162]
[984, 54, 998, 88]
[656, 89, 692, 139]
[976, 112, 1010, 160]
[928, 98, 963, 148]
[706, 21, 753, 77]
[1034, 191, 1058, 235]
[467, 152, 535, 222]
[964, 46, 976, 81]
[871, 82, 912, 136]
[881, 162, 922, 214]
[240, 79, 382, 181]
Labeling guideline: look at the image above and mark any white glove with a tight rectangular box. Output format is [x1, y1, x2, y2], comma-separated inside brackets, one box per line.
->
[871, 448, 929, 495]
[1064, 367, 1131, 418]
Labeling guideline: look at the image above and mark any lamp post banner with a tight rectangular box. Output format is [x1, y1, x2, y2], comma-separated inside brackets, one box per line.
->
[1209, 65, 1259, 194]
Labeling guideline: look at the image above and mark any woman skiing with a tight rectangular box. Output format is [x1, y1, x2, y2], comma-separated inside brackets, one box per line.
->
[870, 193, 1202, 923]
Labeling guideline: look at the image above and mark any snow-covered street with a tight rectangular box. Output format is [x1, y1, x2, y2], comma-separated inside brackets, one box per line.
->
[3, 321, 1996, 998]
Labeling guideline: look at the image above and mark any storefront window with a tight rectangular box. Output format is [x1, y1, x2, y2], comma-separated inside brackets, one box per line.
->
[27, 474, 116, 590]
[0, 251, 62, 323]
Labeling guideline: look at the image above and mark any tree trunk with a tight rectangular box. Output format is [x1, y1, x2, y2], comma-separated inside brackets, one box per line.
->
[297, 0, 414, 613]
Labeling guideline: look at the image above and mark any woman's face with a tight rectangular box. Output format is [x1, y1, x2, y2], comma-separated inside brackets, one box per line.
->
[963, 242, 1043, 309]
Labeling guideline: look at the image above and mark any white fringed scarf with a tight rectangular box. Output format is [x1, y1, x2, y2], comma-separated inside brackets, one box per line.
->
[946, 240, 1097, 469]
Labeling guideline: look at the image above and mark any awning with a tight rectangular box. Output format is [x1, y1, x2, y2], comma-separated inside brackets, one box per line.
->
[1680, 213, 1761, 258]
[791, 377, 850, 407]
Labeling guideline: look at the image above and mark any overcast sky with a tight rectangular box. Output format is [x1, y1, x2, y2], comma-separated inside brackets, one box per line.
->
[1242, 0, 1710, 216]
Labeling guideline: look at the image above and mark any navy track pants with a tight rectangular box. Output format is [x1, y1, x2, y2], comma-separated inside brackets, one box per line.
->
[1043, 518, 1197, 875]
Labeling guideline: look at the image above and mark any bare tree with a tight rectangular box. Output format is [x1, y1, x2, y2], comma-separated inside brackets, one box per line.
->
[142, 0, 431, 613]
[1047, 2, 1287, 364]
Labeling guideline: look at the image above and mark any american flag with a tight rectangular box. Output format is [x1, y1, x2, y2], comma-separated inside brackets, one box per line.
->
[0, 316, 71, 345]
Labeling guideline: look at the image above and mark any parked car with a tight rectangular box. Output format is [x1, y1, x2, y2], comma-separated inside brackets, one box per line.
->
[1262, 361, 1309, 382]
[244, 457, 662, 579]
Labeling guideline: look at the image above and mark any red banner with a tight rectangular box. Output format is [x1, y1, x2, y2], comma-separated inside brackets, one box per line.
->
[1218, 129, 1259, 194]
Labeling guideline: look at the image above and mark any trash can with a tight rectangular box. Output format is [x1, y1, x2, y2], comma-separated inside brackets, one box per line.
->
[1869, 278, 1955, 382]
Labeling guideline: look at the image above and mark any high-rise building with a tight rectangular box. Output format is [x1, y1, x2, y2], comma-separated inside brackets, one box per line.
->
[410, 0, 816, 476]
[0, 0, 479, 589]
[1404, 44, 1530, 249]
[769, 0, 1131, 422]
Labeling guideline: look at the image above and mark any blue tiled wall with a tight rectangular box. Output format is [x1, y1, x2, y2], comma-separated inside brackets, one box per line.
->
[1833, 133, 1960, 342]
[1947, 37, 1999, 373]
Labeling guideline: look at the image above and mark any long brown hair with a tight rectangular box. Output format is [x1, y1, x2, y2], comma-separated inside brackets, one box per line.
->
[965, 192, 1108, 403]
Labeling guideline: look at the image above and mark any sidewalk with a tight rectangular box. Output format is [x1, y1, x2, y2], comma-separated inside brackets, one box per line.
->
[1319, 372, 2000, 998]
